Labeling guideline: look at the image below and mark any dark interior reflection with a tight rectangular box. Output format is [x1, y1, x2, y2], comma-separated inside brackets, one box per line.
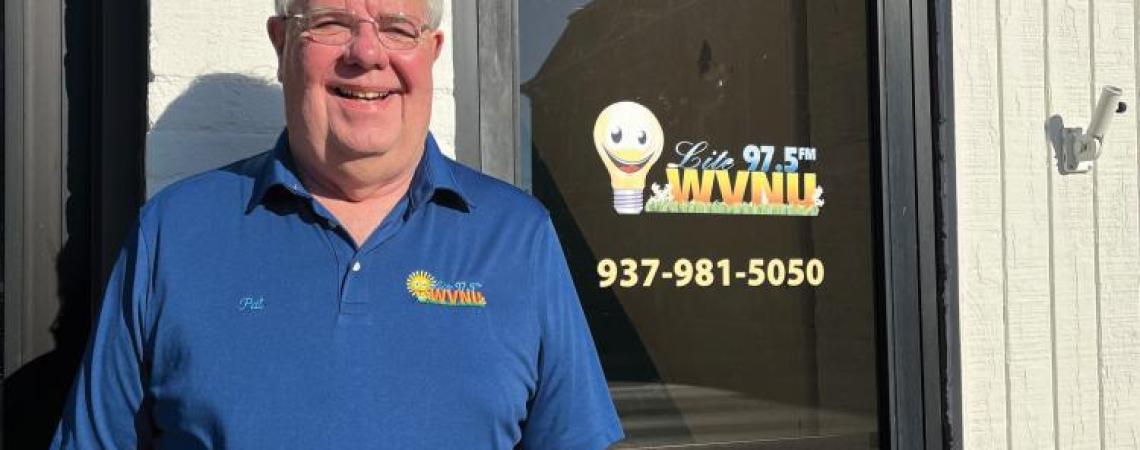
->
[521, 0, 880, 448]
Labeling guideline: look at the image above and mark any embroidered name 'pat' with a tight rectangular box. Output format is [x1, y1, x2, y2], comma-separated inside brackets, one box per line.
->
[237, 296, 266, 312]
[406, 271, 487, 307]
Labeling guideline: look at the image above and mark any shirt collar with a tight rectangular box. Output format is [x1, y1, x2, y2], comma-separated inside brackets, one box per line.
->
[248, 131, 473, 214]
[407, 132, 474, 213]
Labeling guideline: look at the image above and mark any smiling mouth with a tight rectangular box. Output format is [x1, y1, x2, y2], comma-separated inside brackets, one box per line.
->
[331, 86, 395, 101]
[605, 150, 655, 173]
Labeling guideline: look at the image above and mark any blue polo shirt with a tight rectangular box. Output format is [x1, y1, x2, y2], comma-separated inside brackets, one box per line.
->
[51, 133, 623, 449]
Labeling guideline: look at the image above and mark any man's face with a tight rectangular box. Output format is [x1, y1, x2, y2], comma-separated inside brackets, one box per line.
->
[270, 0, 442, 166]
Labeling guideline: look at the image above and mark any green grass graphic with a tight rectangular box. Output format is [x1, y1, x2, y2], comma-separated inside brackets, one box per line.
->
[644, 198, 819, 216]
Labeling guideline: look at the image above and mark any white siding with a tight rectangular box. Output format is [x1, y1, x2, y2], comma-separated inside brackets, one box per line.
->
[956, 0, 1140, 448]
[1047, 0, 1102, 448]
[999, 0, 1056, 447]
[147, 0, 457, 196]
[954, 1, 1008, 447]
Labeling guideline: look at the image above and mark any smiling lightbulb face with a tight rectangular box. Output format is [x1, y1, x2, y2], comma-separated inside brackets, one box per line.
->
[593, 102, 664, 183]
[593, 101, 665, 214]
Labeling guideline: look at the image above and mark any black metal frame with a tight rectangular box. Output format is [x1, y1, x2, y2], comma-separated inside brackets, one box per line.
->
[874, 0, 960, 448]
[91, 0, 149, 286]
[931, 0, 962, 447]
[3, 0, 147, 446]
[457, 0, 961, 448]
[5, 0, 68, 378]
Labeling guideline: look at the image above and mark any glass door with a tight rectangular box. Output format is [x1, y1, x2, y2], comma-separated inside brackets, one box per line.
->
[518, 1, 881, 447]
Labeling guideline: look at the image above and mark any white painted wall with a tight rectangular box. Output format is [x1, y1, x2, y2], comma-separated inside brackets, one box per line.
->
[147, 0, 456, 196]
[954, 0, 1140, 448]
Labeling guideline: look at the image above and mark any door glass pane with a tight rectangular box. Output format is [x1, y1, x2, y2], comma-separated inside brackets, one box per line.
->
[519, 1, 880, 447]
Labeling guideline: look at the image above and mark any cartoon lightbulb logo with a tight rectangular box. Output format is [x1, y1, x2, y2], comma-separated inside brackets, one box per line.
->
[593, 101, 665, 215]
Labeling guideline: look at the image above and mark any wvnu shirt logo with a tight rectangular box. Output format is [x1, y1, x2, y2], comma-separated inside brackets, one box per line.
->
[593, 101, 825, 216]
[406, 271, 487, 307]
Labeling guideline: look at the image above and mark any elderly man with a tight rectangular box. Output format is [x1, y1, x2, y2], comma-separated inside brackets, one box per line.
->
[50, 0, 623, 448]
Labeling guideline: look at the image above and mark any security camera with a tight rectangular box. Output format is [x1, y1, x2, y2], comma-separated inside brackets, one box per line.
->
[1062, 85, 1126, 174]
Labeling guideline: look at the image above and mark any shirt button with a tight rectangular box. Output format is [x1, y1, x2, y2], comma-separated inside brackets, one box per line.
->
[352, 261, 362, 272]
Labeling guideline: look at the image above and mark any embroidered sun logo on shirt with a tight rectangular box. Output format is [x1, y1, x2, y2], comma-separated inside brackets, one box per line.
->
[405, 270, 488, 307]
[406, 271, 436, 298]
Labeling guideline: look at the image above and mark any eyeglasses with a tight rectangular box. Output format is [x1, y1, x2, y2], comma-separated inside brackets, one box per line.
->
[286, 9, 431, 50]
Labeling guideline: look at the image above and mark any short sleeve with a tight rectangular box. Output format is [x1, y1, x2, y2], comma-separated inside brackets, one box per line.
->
[520, 219, 624, 449]
[51, 225, 155, 449]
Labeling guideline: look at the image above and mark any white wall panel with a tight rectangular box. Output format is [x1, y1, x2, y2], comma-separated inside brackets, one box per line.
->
[998, 0, 1055, 447]
[958, 0, 1140, 447]
[147, 0, 457, 196]
[1091, 1, 1140, 447]
[953, 0, 1008, 447]
[1046, 0, 1101, 448]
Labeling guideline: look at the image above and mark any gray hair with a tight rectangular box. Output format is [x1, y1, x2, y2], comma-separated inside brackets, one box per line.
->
[275, 0, 444, 29]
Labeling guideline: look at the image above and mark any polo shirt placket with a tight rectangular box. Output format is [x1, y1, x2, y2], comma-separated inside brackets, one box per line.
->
[310, 198, 411, 324]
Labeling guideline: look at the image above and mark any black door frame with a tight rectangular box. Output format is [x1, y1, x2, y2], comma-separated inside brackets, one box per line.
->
[932, 0, 962, 447]
[454, 0, 961, 448]
[4, 0, 147, 369]
[4, 0, 147, 367]
[875, 0, 960, 448]
[4, 0, 147, 445]
[4, 0, 68, 380]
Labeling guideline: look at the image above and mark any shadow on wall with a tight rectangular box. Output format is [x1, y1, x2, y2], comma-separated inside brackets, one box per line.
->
[148, 73, 284, 195]
[2, 73, 283, 448]
[1045, 114, 1072, 174]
